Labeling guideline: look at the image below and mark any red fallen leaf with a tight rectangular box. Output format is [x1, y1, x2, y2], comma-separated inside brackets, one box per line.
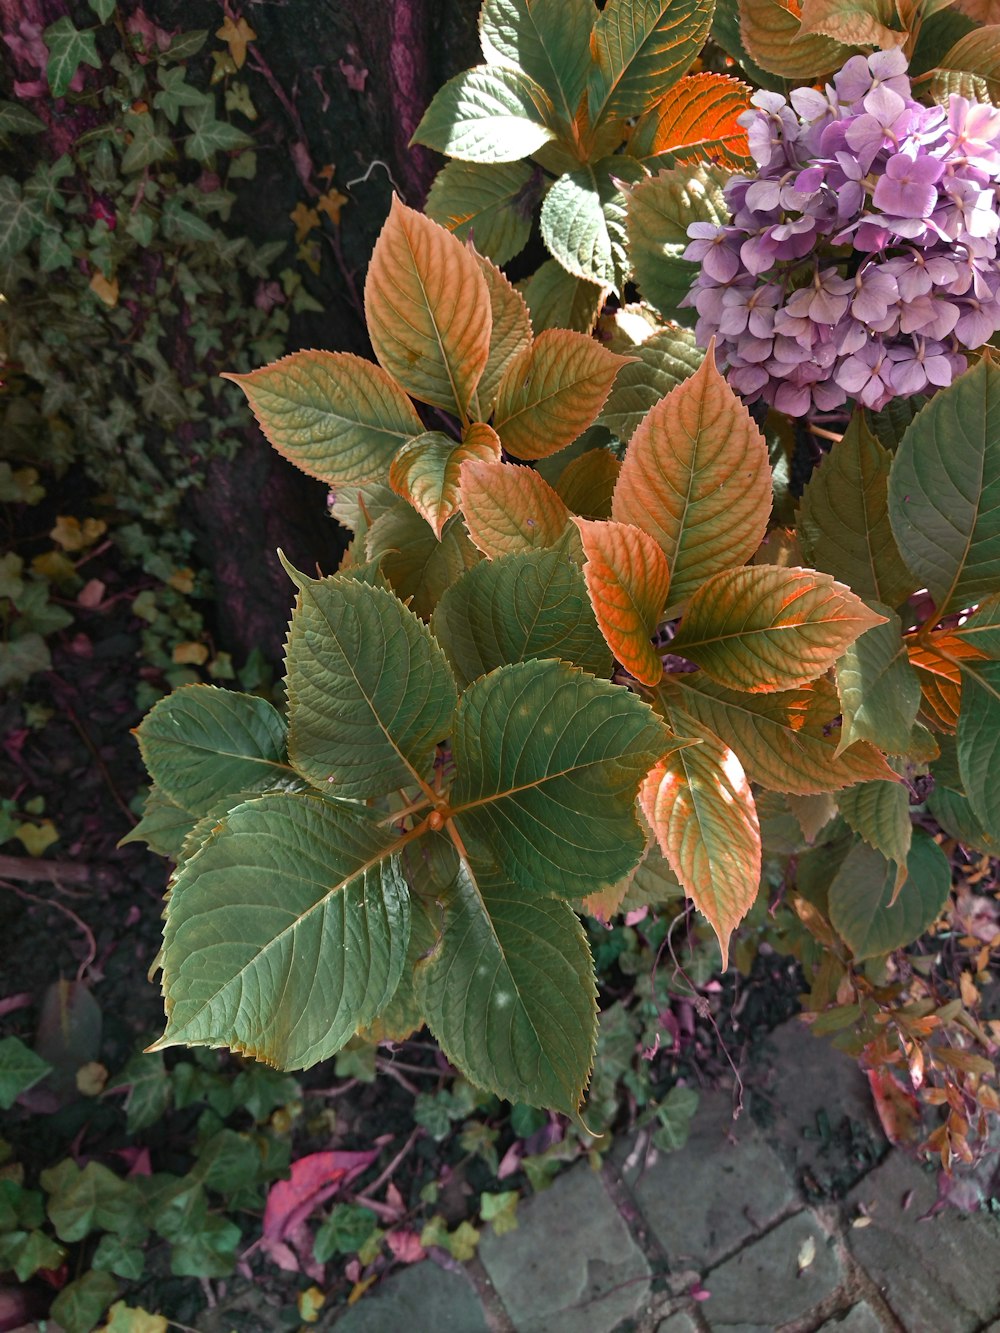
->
[866, 1067, 920, 1145]
[261, 1149, 379, 1263]
[386, 1229, 425, 1264]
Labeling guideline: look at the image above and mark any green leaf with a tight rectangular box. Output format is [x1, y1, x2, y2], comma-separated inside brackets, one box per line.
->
[154, 66, 213, 124]
[284, 565, 457, 797]
[119, 787, 197, 859]
[0, 1228, 65, 1283]
[835, 606, 921, 756]
[44, 17, 101, 99]
[927, 782, 1000, 855]
[135, 684, 291, 816]
[412, 65, 557, 163]
[50, 1271, 119, 1333]
[626, 165, 730, 324]
[587, 0, 715, 127]
[799, 414, 917, 609]
[314, 1203, 379, 1261]
[653, 1085, 699, 1152]
[540, 159, 644, 294]
[480, 0, 595, 133]
[671, 566, 887, 693]
[91, 1234, 145, 1280]
[89, 0, 116, 21]
[663, 674, 898, 795]
[42, 1160, 143, 1243]
[0, 177, 45, 264]
[425, 160, 539, 266]
[451, 660, 668, 898]
[957, 659, 1000, 843]
[828, 830, 951, 960]
[154, 793, 411, 1067]
[183, 103, 254, 162]
[0, 1037, 51, 1109]
[223, 350, 423, 488]
[600, 326, 703, 442]
[0, 101, 46, 137]
[471, 251, 534, 420]
[415, 848, 597, 1113]
[837, 780, 912, 869]
[366, 504, 481, 621]
[432, 549, 612, 688]
[120, 112, 176, 172]
[112, 1051, 171, 1134]
[938, 27, 1000, 103]
[888, 356, 1000, 616]
[519, 258, 606, 335]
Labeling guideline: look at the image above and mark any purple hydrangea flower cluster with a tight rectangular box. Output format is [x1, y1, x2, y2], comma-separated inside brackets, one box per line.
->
[682, 50, 1000, 414]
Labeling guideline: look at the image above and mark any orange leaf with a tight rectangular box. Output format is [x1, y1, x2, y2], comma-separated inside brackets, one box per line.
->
[629, 73, 752, 168]
[556, 448, 621, 519]
[640, 721, 761, 968]
[390, 426, 501, 538]
[493, 329, 633, 460]
[365, 196, 491, 419]
[470, 249, 533, 422]
[671, 565, 887, 693]
[216, 15, 257, 69]
[575, 519, 670, 687]
[317, 188, 349, 226]
[612, 346, 771, 606]
[89, 271, 119, 306]
[459, 459, 570, 558]
[906, 632, 986, 733]
[290, 202, 320, 242]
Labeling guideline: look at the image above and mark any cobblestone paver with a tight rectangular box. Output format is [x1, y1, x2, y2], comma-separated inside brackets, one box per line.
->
[325, 1018, 1000, 1331]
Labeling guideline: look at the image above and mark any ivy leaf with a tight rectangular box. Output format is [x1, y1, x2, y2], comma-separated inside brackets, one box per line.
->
[957, 659, 1000, 843]
[587, 0, 715, 128]
[365, 197, 492, 420]
[153, 793, 411, 1067]
[283, 564, 457, 798]
[44, 17, 101, 99]
[612, 349, 771, 606]
[626, 165, 730, 324]
[415, 850, 597, 1114]
[411, 65, 557, 163]
[798, 414, 917, 610]
[519, 258, 606, 335]
[425, 160, 539, 266]
[470, 251, 533, 421]
[540, 159, 644, 294]
[627, 72, 753, 169]
[493, 330, 633, 461]
[671, 566, 886, 693]
[390, 427, 501, 538]
[366, 504, 480, 621]
[665, 673, 899, 796]
[223, 350, 423, 488]
[888, 355, 1000, 616]
[738, 0, 850, 79]
[433, 549, 612, 688]
[479, 0, 595, 135]
[837, 780, 912, 875]
[599, 326, 703, 443]
[0, 101, 46, 137]
[50, 1272, 119, 1333]
[182, 103, 254, 162]
[42, 1160, 142, 1242]
[135, 685, 292, 816]
[835, 607, 921, 756]
[575, 519, 671, 686]
[451, 660, 668, 898]
[0, 1037, 52, 1110]
[153, 66, 213, 125]
[459, 459, 570, 558]
[828, 830, 951, 960]
[641, 718, 760, 969]
[89, 0, 116, 21]
[0, 178, 45, 264]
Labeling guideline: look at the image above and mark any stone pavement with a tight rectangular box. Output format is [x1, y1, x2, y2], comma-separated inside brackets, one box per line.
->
[326, 1020, 1000, 1332]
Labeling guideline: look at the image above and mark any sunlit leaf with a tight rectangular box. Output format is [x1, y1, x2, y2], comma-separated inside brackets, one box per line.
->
[828, 830, 950, 960]
[798, 0, 907, 47]
[470, 253, 534, 421]
[283, 563, 457, 797]
[390, 427, 500, 538]
[628, 72, 752, 169]
[155, 793, 411, 1067]
[575, 518, 671, 686]
[641, 718, 760, 968]
[663, 673, 899, 794]
[906, 631, 984, 733]
[222, 351, 423, 486]
[798, 414, 916, 610]
[938, 26, 1000, 102]
[451, 660, 668, 898]
[479, 0, 595, 135]
[888, 355, 1000, 616]
[540, 159, 644, 293]
[738, 0, 850, 78]
[411, 65, 557, 163]
[494, 330, 633, 461]
[612, 349, 771, 605]
[459, 458, 571, 558]
[432, 549, 611, 687]
[365, 197, 491, 419]
[671, 566, 885, 693]
[425, 160, 540, 266]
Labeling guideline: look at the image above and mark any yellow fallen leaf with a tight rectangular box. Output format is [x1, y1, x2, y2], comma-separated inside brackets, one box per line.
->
[167, 567, 195, 593]
[76, 1061, 108, 1096]
[15, 820, 59, 857]
[216, 15, 256, 69]
[172, 641, 209, 666]
[33, 550, 79, 587]
[297, 1287, 325, 1324]
[347, 1274, 378, 1305]
[89, 271, 119, 307]
[317, 187, 349, 226]
[290, 201, 320, 243]
[50, 515, 108, 552]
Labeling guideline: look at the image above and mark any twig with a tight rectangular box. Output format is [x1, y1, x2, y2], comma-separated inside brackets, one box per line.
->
[364, 1126, 423, 1198]
[0, 854, 90, 886]
[0, 879, 97, 982]
[374, 1059, 421, 1095]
